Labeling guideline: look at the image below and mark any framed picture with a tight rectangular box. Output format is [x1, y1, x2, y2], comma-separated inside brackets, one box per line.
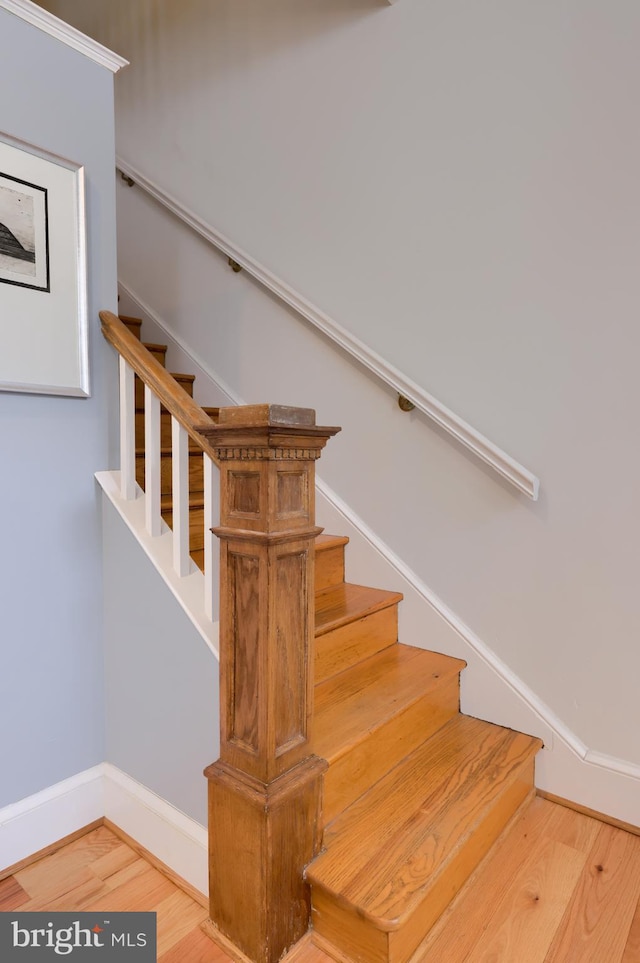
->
[0, 131, 88, 397]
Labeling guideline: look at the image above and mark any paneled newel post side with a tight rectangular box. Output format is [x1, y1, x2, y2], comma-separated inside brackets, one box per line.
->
[197, 405, 341, 963]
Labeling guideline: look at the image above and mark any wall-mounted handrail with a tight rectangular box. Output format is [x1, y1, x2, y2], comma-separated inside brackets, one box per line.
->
[115, 158, 540, 500]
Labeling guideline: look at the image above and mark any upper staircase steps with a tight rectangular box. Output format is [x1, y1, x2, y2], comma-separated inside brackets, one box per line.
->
[112, 315, 543, 963]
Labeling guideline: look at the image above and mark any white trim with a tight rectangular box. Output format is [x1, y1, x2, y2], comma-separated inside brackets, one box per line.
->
[316, 477, 583, 753]
[119, 358, 136, 500]
[172, 418, 191, 577]
[0, 765, 208, 896]
[118, 282, 239, 407]
[0, 0, 128, 72]
[96, 469, 219, 659]
[116, 157, 539, 501]
[0, 766, 104, 872]
[103, 764, 208, 897]
[144, 387, 162, 537]
[584, 750, 640, 780]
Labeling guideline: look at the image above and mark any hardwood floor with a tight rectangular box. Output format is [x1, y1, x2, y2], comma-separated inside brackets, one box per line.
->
[1, 799, 639, 962]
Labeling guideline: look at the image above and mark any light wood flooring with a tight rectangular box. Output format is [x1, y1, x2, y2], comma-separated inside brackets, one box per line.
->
[1, 797, 639, 962]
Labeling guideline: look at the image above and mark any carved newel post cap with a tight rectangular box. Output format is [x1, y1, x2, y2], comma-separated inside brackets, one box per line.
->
[217, 404, 317, 428]
[196, 403, 341, 455]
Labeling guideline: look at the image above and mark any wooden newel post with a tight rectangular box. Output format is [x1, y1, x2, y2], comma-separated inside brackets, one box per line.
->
[198, 405, 340, 963]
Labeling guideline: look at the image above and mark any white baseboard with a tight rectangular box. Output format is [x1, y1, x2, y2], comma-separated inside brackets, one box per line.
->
[0, 766, 104, 872]
[0, 764, 208, 897]
[102, 764, 208, 896]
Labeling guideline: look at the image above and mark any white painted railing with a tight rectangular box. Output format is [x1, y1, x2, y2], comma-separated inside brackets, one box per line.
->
[115, 349, 219, 628]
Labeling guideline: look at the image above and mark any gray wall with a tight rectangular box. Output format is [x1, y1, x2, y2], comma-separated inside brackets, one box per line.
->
[0, 9, 118, 806]
[35, 1, 640, 775]
[102, 499, 218, 825]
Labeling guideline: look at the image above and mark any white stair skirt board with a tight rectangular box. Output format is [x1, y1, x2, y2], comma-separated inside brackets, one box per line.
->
[96, 470, 219, 659]
[0, 764, 208, 897]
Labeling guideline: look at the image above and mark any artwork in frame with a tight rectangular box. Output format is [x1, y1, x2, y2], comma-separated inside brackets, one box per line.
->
[0, 170, 49, 292]
[0, 131, 88, 397]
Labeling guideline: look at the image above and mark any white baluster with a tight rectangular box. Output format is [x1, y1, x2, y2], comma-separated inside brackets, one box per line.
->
[144, 385, 162, 536]
[119, 357, 136, 500]
[204, 454, 219, 621]
[172, 416, 191, 576]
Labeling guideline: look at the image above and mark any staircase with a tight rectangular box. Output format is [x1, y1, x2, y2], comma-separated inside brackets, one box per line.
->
[113, 314, 542, 963]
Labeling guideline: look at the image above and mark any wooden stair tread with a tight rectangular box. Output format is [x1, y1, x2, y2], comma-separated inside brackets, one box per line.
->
[314, 645, 464, 764]
[315, 534, 349, 552]
[315, 583, 402, 637]
[307, 715, 542, 930]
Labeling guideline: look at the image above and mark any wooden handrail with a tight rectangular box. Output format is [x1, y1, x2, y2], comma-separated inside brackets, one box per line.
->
[100, 310, 219, 462]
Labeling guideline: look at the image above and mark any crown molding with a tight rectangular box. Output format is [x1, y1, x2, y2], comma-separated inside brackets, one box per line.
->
[0, 0, 128, 72]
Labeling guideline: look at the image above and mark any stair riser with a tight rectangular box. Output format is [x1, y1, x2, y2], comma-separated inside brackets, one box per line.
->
[321, 675, 460, 826]
[136, 451, 204, 495]
[135, 411, 208, 449]
[120, 315, 141, 340]
[144, 344, 167, 367]
[315, 544, 346, 593]
[136, 410, 170, 449]
[312, 891, 388, 963]
[134, 373, 193, 409]
[311, 761, 536, 963]
[162, 506, 206, 551]
[315, 607, 398, 683]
